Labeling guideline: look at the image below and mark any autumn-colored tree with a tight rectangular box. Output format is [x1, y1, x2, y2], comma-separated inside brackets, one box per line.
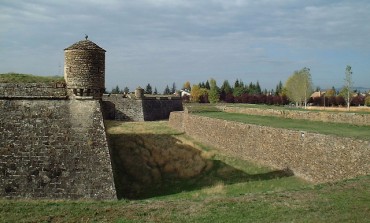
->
[190, 85, 209, 103]
[183, 81, 191, 91]
[365, 96, 370, 106]
[325, 87, 336, 97]
[285, 67, 313, 108]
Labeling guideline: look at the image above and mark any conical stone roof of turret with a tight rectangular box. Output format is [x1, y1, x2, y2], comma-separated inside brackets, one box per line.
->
[64, 39, 106, 51]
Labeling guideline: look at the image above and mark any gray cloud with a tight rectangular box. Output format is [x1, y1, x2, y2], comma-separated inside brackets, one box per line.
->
[1, 0, 369, 91]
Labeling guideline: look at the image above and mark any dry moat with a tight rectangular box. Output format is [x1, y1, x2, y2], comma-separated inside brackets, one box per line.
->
[105, 121, 299, 200]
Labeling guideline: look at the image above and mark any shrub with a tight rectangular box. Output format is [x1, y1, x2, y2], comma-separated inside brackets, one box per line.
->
[336, 96, 346, 106]
[224, 93, 235, 103]
[365, 96, 370, 106]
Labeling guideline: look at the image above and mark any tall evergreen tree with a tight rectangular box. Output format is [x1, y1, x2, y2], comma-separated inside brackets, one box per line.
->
[275, 81, 283, 96]
[163, 85, 171, 95]
[145, 83, 152, 94]
[205, 80, 210, 90]
[256, 81, 261, 94]
[234, 79, 240, 88]
[171, 82, 176, 94]
[221, 80, 232, 94]
[111, 85, 120, 94]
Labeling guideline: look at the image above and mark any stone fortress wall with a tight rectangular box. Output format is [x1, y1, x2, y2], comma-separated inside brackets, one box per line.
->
[169, 111, 370, 183]
[218, 106, 370, 126]
[0, 83, 67, 98]
[0, 38, 184, 199]
[0, 98, 116, 199]
[102, 94, 183, 121]
[0, 39, 117, 199]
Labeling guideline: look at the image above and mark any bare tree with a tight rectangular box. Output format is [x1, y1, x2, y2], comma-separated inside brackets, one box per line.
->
[344, 65, 353, 111]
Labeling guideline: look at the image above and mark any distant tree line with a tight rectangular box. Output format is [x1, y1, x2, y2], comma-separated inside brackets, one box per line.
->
[109, 82, 177, 95]
[183, 65, 370, 108]
[184, 78, 288, 105]
[108, 65, 370, 108]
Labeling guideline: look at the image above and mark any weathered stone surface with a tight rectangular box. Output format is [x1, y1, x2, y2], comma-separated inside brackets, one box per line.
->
[0, 99, 116, 199]
[0, 83, 66, 98]
[64, 40, 105, 99]
[219, 106, 370, 126]
[169, 111, 370, 183]
[102, 94, 183, 121]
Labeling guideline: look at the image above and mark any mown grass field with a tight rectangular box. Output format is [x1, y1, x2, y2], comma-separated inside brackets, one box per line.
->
[1, 121, 369, 222]
[0, 73, 64, 83]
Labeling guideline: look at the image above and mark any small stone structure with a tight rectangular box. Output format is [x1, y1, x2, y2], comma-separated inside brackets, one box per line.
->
[64, 39, 105, 99]
[169, 111, 370, 183]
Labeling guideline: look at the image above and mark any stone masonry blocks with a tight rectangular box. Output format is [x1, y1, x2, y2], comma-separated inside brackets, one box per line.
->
[0, 99, 116, 199]
[169, 111, 370, 183]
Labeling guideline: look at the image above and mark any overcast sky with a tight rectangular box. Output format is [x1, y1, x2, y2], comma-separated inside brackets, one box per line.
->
[1, 0, 369, 92]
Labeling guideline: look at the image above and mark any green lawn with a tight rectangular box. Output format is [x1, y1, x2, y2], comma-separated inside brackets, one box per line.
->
[1, 121, 369, 222]
[197, 111, 370, 140]
[0, 73, 64, 83]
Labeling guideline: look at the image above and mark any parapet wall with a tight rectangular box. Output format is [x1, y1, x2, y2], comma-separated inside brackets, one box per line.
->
[142, 97, 183, 121]
[102, 94, 183, 121]
[0, 99, 116, 199]
[218, 106, 370, 126]
[0, 83, 67, 99]
[169, 111, 370, 183]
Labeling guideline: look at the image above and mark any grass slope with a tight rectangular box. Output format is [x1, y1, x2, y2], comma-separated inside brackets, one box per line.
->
[1, 121, 369, 222]
[0, 72, 64, 83]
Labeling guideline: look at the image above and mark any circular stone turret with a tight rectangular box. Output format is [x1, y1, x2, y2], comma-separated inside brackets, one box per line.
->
[135, 87, 144, 99]
[64, 39, 106, 99]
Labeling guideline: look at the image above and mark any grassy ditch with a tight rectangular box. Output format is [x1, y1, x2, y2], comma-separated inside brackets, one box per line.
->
[0, 73, 64, 83]
[106, 121, 305, 199]
[1, 121, 369, 222]
[196, 111, 370, 140]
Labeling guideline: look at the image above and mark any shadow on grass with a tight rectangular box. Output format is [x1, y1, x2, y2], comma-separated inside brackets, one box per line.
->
[107, 133, 293, 200]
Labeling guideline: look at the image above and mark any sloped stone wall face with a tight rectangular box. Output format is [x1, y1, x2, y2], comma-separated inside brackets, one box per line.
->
[0, 99, 116, 199]
[102, 95, 144, 121]
[169, 111, 370, 183]
[219, 106, 370, 126]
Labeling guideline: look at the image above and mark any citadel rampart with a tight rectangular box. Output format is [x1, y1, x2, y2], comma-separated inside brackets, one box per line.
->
[169, 111, 370, 183]
[0, 39, 117, 199]
[102, 94, 183, 121]
[218, 106, 370, 126]
[0, 83, 67, 99]
[0, 97, 116, 199]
